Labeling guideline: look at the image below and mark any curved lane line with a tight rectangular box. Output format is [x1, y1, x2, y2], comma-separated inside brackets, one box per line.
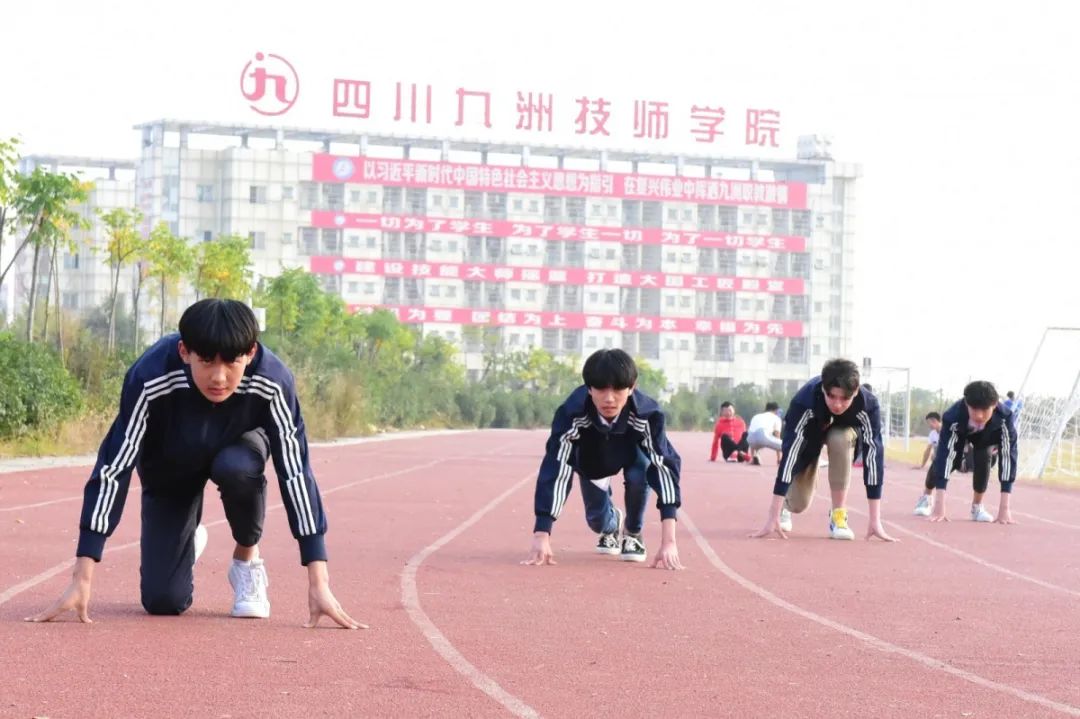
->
[682, 510, 1080, 718]
[402, 472, 540, 719]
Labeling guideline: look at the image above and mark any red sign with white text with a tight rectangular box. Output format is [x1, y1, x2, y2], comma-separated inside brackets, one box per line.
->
[311, 257, 804, 294]
[313, 155, 807, 209]
[310, 211, 807, 252]
[351, 305, 802, 337]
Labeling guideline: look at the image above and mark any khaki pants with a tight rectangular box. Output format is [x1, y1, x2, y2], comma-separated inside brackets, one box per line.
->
[784, 426, 858, 514]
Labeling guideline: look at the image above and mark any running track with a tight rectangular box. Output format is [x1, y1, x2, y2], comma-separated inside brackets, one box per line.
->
[1, 430, 1078, 718]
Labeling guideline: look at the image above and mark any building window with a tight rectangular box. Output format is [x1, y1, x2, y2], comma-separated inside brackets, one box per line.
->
[430, 285, 441, 298]
[367, 236, 377, 249]
[529, 199, 539, 212]
[679, 339, 689, 351]
[350, 190, 362, 203]
[348, 234, 361, 248]
[249, 231, 267, 250]
[282, 186, 294, 200]
[299, 182, 319, 210]
[434, 194, 444, 207]
[526, 289, 538, 302]
[62, 291, 79, 309]
[202, 230, 212, 242]
[62, 253, 80, 270]
[196, 185, 214, 202]
[449, 196, 460, 209]
[249, 185, 267, 204]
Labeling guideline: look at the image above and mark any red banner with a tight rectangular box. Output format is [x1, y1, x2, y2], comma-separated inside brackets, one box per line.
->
[311, 257, 803, 294]
[311, 211, 806, 252]
[350, 305, 803, 337]
[313, 155, 808, 209]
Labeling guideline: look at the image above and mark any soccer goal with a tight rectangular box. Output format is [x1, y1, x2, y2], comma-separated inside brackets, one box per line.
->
[1015, 327, 1080, 482]
[865, 365, 911, 452]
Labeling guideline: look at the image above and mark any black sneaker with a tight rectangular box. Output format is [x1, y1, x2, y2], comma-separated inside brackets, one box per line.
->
[595, 506, 623, 555]
[751, 455, 761, 466]
[620, 533, 647, 562]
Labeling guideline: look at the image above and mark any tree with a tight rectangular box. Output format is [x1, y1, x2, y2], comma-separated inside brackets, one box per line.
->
[143, 222, 194, 338]
[0, 137, 20, 295]
[192, 234, 252, 300]
[97, 207, 144, 353]
[634, 359, 668, 398]
[15, 169, 89, 342]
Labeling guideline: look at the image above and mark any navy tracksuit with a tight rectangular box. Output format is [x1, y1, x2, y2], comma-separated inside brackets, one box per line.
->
[772, 377, 886, 500]
[77, 334, 327, 614]
[929, 400, 1017, 494]
[534, 386, 682, 536]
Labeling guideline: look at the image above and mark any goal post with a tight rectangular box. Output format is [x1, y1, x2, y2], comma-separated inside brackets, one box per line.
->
[1015, 327, 1080, 482]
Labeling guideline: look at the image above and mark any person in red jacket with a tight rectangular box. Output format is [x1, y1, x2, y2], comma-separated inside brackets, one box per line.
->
[710, 401, 750, 462]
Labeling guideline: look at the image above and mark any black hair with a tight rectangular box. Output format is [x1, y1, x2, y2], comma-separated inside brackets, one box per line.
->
[582, 348, 637, 390]
[720, 401, 734, 409]
[178, 299, 260, 362]
[1006, 391, 1015, 400]
[821, 358, 860, 396]
[963, 381, 999, 410]
[765, 401, 780, 412]
[925, 411, 941, 422]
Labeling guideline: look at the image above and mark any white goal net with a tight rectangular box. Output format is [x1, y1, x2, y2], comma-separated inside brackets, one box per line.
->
[865, 366, 911, 452]
[1015, 327, 1080, 482]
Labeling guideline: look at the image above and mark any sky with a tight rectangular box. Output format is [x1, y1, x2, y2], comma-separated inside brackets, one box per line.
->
[3, 0, 1078, 394]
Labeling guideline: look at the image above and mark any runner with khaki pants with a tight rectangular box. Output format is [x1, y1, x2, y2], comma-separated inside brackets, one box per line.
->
[751, 359, 898, 542]
[783, 426, 857, 514]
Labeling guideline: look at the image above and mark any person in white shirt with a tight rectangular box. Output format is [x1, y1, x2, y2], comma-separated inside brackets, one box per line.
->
[747, 402, 783, 466]
[911, 411, 943, 516]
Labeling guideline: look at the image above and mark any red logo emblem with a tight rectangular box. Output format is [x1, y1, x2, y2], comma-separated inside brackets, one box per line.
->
[240, 52, 299, 116]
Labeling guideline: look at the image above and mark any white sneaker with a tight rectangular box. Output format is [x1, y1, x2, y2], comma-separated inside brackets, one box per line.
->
[228, 558, 271, 618]
[193, 524, 208, 563]
[828, 508, 856, 540]
[913, 495, 934, 517]
[971, 504, 994, 523]
[779, 507, 793, 532]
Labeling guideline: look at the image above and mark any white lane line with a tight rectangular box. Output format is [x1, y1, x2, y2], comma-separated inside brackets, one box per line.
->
[825, 492, 1080, 599]
[0, 456, 449, 609]
[402, 472, 540, 719]
[682, 510, 1080, 718]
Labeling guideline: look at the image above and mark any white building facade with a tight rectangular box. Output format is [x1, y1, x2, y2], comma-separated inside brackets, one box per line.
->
[15, 121, 859, 395]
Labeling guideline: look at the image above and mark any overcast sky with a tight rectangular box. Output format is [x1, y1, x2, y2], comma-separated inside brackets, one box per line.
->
[3, 0, 1077, 395]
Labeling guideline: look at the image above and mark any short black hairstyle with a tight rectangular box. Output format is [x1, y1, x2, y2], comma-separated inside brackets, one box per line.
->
[963, 381, 999, 410]
[925, 411, 941, 422]
[720, 401, 734, 409]
[178, 299, 260, 362]
[821, 358, 860, 396]
[582, 348, 637, 390]
[1006, 391, 1015, 400]
[765, 401, 780, 412]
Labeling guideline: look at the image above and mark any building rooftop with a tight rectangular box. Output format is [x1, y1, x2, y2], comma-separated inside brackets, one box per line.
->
[134, 118, 842, 179]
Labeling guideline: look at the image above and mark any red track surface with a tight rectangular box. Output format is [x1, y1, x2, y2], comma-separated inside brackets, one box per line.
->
[2, 430, 1079, 718]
